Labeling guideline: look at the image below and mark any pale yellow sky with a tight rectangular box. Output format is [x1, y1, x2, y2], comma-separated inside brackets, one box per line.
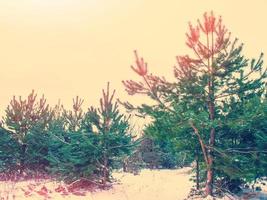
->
[0, 0, 267, 115]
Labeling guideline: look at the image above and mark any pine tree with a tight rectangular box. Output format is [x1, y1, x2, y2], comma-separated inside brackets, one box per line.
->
[122, 12, 267, 196]
[4, 90, 52, 142]
[46, 83, 136, 184]
[143, 109, 195, 169]
[82, 83, 135, 184]
[45, 97, 98, 182]
[63, 96, 84, 131]
[0, 127, 21, 173]
[214, 92, 267, 192]
[3, 90, 53, 173]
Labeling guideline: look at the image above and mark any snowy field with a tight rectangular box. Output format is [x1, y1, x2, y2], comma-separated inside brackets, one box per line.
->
[0, 167, 266, 200]
[0, 168, 193, 200]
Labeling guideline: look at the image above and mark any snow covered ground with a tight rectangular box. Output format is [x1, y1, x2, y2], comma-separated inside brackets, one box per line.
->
[0, 167, 193, 200]
[1, 167, 266, 200]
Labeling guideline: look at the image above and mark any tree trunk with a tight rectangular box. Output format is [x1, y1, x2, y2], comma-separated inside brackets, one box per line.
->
[102, 153, 109, 185]
[19, 144, 27, 175]
[206, 77, 215, 196]
[206, 165, 213, 195]
[196, 154, 200, 190]
[205, 122, 215, 196]
[123, 161, 127, 172]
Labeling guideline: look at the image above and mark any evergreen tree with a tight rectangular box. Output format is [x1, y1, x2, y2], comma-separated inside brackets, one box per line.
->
[4, 90, 52, 143]
[46, 126, 101, 182]
[82, 83, 135, 184]
[45, 97, 99, 182]
[122, 12, 267, 196]
[46, 83, 136, 184]
[63, 96, 84, 131]
[23, 124, 51, 171]
[143, 109, 195, 169]
[214, 94, 267, 192]
[0, 127, 21, 173]
[2, 90, 53, 173]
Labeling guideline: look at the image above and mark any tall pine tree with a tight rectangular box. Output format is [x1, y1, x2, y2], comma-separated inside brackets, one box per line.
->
[122, 12, 267, 196]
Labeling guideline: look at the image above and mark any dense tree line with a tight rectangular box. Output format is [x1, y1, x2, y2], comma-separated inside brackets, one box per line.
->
[0, 83, 136, 185]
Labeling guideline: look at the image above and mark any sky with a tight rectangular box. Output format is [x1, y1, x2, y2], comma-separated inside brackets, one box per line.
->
[0, 0, 267, 117]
